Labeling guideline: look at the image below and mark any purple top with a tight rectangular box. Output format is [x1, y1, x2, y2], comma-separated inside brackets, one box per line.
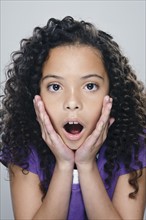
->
[1, 139, 146, 220]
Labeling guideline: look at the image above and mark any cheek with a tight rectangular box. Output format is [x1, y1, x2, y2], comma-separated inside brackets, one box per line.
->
[90, 109, 101, 124]
[87, 102, 103, 126]
[43, 104, 59, 132]
[44, 104, 56, 120]
[40, 96, 55, 118]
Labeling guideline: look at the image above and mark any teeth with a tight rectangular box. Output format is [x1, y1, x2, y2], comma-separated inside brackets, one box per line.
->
[68, 121, 79, 125]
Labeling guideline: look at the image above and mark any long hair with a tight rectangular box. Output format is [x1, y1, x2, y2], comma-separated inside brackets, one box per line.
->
[1, 16, 146, 198]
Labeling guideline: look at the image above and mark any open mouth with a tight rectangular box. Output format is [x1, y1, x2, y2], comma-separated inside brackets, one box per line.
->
[64, 122, 84, 135]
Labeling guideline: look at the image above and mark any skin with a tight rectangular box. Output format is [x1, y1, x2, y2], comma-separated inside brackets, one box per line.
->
[40, 45, 110, 150]
[9, 45, 146, 220]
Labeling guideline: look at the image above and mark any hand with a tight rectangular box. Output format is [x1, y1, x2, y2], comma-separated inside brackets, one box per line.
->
[33, 95, 74, 169]
[75, 96, 115, 169]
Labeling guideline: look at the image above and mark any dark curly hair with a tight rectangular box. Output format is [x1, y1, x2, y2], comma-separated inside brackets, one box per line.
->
[1, 16, 146, 199]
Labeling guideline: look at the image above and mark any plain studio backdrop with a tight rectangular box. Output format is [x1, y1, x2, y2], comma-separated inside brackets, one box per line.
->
[0, 1, 145, 219]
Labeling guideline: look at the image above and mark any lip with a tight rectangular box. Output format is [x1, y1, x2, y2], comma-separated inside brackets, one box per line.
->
[63, 127, 85, 141]
[62, 118, 85, 141]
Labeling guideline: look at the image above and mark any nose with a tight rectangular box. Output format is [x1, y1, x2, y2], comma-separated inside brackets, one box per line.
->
[64, 91, 82, 111]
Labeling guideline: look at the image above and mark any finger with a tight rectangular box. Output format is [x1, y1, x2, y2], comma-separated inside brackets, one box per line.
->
[81, 121, 104, 152]
[34, 96, 67, 154]
[97, 102, 112, 132]
[34, 95, 42, 102]
[79, 99, 113, 155]
[34, 96, 47, 124]
[108, 117, 115, 128]
[98, 102, 113, 137]
[103, 117, 115, 136]
[90, 102, 112, 146]
[35, 99, 59, 143]
[33, 95, 43, 120]
[33, 98, 39, 117]
[42, 120, 52, 146]
[33, 96, 53, 144]
[43, 113, 60, 145]
[94, 116, 115, 150]
[102, 95, 112, 114]
[33, 98, 44, 128]
[42, 113, 70, 157]
[36, 100, 53, 137]
[82, 100, 112, 150]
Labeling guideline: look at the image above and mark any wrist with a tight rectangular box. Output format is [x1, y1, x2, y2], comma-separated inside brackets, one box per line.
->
[76, 159, 97, 173]
[56, 160, 74, 172]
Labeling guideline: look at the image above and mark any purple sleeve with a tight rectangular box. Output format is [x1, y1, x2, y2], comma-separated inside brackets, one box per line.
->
[97, 136, 146, 199]
[119, 136, 146, 175]
[25, 147, 41, 175]
[17, 147, 44, 181]
[0, 147, 43, 181]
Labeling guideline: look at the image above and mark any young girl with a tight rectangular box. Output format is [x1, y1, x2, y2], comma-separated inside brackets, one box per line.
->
[1, 16, 146, 220]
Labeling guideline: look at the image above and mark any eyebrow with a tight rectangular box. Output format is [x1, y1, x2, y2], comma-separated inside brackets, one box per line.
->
[41, 74, 64, 81]
[81, 74, 104, 81]
[41, 73, 104, 81]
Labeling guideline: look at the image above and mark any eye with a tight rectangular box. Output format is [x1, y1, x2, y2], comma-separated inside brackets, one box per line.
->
[84, 83, 99, 91]
[47, 83, 61, 92]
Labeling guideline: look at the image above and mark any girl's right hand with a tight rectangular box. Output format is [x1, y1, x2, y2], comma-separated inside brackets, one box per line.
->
[33, 95, 74, 170]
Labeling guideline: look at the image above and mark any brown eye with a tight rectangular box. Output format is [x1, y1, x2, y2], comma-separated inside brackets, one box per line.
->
[85, 83, 98, 91]
[48, 83, 61, 92]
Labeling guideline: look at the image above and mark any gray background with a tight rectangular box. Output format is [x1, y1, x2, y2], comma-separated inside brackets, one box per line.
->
[0, 1, 145, 219]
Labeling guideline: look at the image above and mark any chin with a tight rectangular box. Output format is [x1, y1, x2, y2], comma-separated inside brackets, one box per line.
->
[64, 140, 83, 150]
[67, 144, 81, 150]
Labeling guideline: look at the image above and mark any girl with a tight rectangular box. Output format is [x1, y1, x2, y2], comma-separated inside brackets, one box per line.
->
[1, 16, 146, 220]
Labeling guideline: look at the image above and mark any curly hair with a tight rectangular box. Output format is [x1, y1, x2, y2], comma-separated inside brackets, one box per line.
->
[1, 16, 146, 198]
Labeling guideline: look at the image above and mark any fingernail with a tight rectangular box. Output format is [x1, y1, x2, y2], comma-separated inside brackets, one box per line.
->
[37, 101, 41, 108]
[105, 96, 109, 102]
[109, 97, 113, 103]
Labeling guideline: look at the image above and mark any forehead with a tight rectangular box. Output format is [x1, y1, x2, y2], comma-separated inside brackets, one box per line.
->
[46, 44, 102, 61]
[42, 45, 107, 78]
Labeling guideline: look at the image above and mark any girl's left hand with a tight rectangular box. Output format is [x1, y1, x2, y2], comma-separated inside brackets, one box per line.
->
[75, 96, 115, 168]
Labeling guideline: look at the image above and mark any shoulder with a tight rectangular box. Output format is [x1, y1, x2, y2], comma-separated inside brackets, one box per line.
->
[1, 145, 44, 181]
[97, 137, 146, 199]
[119, 134, 146, 175]
[21, 146, 45, 182]
[98, 134, 146, 175]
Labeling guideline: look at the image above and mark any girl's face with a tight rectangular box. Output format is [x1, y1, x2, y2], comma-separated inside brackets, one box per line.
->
[40, 45, 109, 150]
